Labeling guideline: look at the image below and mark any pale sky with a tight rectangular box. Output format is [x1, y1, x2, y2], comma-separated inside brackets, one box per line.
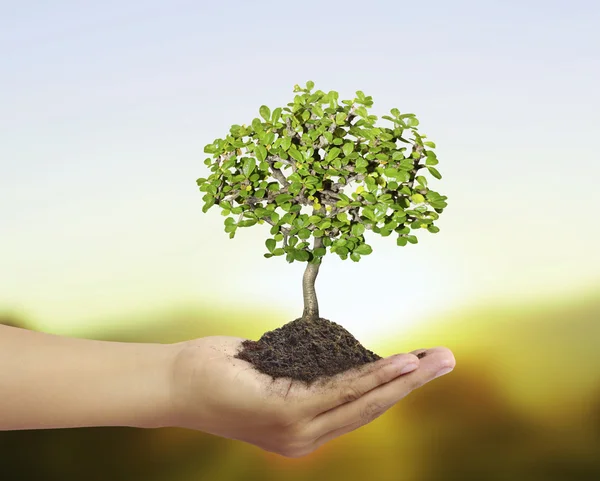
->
[1, 0, 599, 340]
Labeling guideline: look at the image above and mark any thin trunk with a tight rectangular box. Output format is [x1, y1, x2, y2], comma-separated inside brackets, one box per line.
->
[302, 237, 323, 321]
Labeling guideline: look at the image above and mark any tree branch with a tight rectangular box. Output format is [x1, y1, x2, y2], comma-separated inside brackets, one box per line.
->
[265, 157, 290, 188]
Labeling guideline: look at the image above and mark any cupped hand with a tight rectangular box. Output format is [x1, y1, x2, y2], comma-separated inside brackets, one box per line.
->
[168, 336, 455, 458]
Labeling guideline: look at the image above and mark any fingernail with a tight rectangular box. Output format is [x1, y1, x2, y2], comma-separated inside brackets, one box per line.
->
[435, 366, 454, 378]
[400, 363, 418, 375]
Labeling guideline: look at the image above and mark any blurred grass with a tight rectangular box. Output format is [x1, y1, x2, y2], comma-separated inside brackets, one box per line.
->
[1, 289, 599, 480]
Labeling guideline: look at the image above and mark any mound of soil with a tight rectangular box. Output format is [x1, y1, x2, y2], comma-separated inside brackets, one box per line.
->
[235, 317, 381, 383]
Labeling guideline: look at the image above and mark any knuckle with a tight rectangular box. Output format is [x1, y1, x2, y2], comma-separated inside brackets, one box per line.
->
[340, 384, 363, 404]
[360, 401, 385, 423]
[372, 365, 391, 385]
[405, 374, 426, 392]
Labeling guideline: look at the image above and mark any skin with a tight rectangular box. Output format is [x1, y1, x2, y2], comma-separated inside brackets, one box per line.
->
[0, 324, 455, 458]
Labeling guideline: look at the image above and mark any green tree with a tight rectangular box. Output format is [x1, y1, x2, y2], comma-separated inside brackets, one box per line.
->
[197, 81, 447, 321]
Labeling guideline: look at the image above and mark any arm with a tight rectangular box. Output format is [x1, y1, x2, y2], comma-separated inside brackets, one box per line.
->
[0, 324, 175, 430]
[0, 325, 455, 457]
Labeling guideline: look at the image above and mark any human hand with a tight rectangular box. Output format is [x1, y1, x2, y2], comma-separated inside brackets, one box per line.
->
[168, 336, 455, 457]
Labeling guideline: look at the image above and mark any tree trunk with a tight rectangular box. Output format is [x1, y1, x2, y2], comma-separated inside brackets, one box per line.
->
[302, 237, 323, 321]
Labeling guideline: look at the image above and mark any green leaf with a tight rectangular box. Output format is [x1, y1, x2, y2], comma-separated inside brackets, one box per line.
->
[255, 145, 267, 162]
[204, 184, 217, 195]
[354, 244, 373, 255]
[351, 223, 365, 236]
[362, 192, 376, 203]
[306, 80, 315, 90]
[365, 176, 377, 192]
[238, 219, 257, 227]
[425, 151, 439, 165]
[356, 106, 368, 118]
[281, 137, 292, 151]
[397, 237, 408, 246]
[243, 157, 256, 177]
[272, 107, 282, 123]
[336, 212, 348, 222]
[293, 249, 310, 262]
[405, 117, 419, 127]
[427, 166, 442, 179]
[406, 235, 418, 244]
[424, 141, 436, 148]
[384, 167, 399, 178]
[259, 105, 271, 122]
[342, 143, 354, 156]
[325, 147, 341, 162]
[411, 193, 425, 204]
[428, 225, 440, 233]
[362, 207, 377, 221]
[202, 195, 215, 213]
[289, 148, 304, 163]
[276, 193, 294, 204]
[252, 118, 263, 132]
[399, 159, 414, 171]
[335, 112, 346, 124]
[265, 239, 276, 252]
[298, 228, 311, 239]
[289, 182, 302, 195]
[319, 219, 332, 229]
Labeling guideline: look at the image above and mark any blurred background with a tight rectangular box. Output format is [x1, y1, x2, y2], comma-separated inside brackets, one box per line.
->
[1, 0, 599, 479]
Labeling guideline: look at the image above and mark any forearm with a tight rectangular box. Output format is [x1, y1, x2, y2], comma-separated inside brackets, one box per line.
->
[0, 325, 177, 430]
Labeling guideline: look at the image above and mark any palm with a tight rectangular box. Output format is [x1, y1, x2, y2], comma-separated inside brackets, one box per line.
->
[172, 336, 455, 457]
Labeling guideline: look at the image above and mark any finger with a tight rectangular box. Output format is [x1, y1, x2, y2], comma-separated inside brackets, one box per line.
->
[310, 347, 455, 436]
[301, 353, 420, 416]
[410, 348, 428, 359]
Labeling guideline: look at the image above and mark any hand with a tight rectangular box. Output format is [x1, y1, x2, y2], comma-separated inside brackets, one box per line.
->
[168, 336, 455, 457]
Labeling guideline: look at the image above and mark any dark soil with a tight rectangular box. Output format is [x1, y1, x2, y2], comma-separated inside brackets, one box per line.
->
[235, 317, 381, 383]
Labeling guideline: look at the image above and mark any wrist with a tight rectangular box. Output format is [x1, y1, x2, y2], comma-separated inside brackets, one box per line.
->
[128, 341, 182, 429]
[163, 339, 214, 431]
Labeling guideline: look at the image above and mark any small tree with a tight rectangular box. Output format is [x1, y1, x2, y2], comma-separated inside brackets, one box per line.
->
[197, 82, 447, 322]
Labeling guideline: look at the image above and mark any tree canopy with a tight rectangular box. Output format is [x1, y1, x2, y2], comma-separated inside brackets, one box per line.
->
[197, 81, 447, 264]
